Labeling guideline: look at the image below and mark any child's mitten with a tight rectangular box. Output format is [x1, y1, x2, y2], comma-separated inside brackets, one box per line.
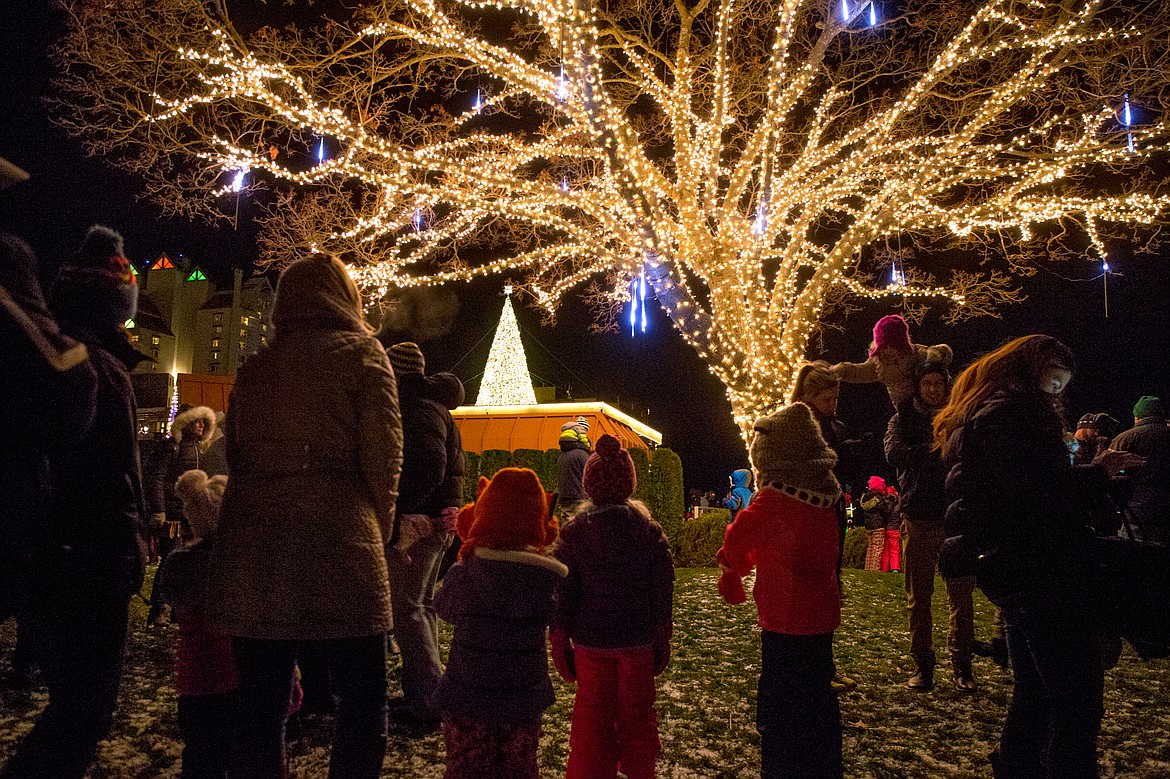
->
[549, 626, 576, 682]
[716, 549, 747, 604]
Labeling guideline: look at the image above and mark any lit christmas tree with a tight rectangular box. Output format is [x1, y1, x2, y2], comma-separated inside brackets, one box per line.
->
[475, 286, 538, 406]
[53, 0, 1170, 436]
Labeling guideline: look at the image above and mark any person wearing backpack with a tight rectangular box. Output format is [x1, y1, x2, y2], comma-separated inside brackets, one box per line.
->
[724, 469, 754, 519]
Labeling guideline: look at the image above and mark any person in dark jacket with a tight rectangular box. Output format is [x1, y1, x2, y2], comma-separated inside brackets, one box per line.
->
[383, 341, 466, 729]
[435, 467, 565, 778]
[551, 435, 674, 779]
[146, 404, 218, 627]
[886, 361, 977, 692]
[2, 226, 150, 779]
[556, 417, 591, 516]
[859, 476, 894, 572]
[1110, 396, 1169, 544]
[935, 335, 1142, 779]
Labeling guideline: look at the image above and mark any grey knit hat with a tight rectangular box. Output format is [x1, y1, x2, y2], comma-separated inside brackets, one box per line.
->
[750, 402, 841, 504]
[388, 341, 426, 375]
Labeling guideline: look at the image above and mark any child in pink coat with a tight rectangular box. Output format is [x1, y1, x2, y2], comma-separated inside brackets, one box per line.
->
[717, 403, 844, 778]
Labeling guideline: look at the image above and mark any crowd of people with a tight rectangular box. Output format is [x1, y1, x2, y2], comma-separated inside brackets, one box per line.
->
[2, 149, 1168, 779]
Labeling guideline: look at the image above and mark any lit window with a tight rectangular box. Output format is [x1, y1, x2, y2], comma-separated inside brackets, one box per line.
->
[211, 351, 219, 361]
[239, 342, 245, 352]
[213, 325, 222, 334]
[239, 329, 246, 337]
[211, 339, 219, 348]
[261, 336, 267, 345]
[261, 323, 267, 332]
[151, 336, 160, 346]
[241, 316, 249, 325]
[212, 313, 222, 325]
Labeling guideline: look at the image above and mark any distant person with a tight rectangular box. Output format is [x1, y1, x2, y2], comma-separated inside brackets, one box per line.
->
[556, 416, 591, 516]
[936, 335, 1143, 778]
[830, 314, 953, 408]
[206, 255, 403, 779]
[383, 341, 466, 731]
[3, 226, 149, 779]
[434, 468, 564, 778]
[202, 411, 228, 478]
[157, 469, 237, 779]
[859, 476, 891, 572]
[717, 403, 844, 779]
[1110, 396, 1169, 544]
[146, 404, 218, 627]
[552, 435, 674, 779]
[885, 361, 977, 692]
[724, 469, 754, 520]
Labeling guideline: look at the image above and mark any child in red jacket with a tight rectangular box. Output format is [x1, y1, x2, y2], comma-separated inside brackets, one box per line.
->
[717, 403, 844, 779]
[551, 435, 674, 779]
[158, 469, 238, 779]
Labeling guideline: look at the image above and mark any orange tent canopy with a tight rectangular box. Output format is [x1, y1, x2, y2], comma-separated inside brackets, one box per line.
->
[452, 402, 662, 453]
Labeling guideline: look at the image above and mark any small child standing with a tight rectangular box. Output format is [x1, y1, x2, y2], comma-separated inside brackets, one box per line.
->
[158, 469, 238, 779]
[860, 475, 896, 572]
[551, 434, 675, 779]
[433, 467, 566, 779]
[717, 403, 844, 779]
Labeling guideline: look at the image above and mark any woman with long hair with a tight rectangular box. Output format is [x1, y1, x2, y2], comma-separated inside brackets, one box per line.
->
[934, 335, 1141, 778]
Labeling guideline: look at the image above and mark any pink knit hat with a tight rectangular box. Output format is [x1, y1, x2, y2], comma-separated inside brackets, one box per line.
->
[868, 314, 912, 357]
[583, 435, 636, 504]
[867, 475, 887, 491]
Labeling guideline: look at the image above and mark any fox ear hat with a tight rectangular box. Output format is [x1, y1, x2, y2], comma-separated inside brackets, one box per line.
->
[457, 468, 558, 559]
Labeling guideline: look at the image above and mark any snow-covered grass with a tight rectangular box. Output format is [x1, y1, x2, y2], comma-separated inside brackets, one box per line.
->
[2, 567, 1168, 777]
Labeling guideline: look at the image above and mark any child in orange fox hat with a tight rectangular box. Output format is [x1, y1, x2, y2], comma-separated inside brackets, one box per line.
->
[434, 468, 567, 779]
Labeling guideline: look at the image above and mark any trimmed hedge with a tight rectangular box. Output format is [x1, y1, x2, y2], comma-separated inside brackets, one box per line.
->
[841, 526, 869, 570]
[543, 449, 560, 492]
[651, 448, 685, 545]
[629, 448, 652, 504]
[511, 448, 552, 489]
[675, 508, 730, 567]
[461, 451, 481, 505]
[478, 449, 513, 480]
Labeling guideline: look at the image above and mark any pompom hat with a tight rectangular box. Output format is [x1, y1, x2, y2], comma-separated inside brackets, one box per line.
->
[51, 225, 138, 328]
[867, 475, 887, 491]
[455, 467, 558, 559]
[869, 314, 913, 357]
[750, 403, 841, 505]
[582, 434, 636, 504]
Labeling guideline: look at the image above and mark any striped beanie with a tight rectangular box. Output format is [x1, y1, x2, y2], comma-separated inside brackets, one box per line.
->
[388, 341, 426, 376]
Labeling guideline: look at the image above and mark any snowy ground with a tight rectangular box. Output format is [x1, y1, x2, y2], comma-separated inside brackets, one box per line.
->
[2, 567, 1168, 777]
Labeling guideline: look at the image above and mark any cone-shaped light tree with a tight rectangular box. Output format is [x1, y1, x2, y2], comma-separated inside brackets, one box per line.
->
[476, 286, 539, 405]
[52, 0, 1170, 434]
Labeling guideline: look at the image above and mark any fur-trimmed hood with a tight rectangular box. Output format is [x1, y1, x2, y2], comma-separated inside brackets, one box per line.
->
[172, 405, 217, 445]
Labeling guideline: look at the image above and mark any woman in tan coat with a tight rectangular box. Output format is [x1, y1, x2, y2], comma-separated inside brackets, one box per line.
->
[207, 255, 403, 779]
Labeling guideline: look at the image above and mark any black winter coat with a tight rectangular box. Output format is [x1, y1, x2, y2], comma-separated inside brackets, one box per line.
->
[395, 371, 466, 518]
[42, 319, 150, 598]
[1110, 418, 1170, 544]
[553, 502, 674, 648]
[885, 398, 948, 523]
[944, 391, 1107, 605]
[147, 437, 206, 520]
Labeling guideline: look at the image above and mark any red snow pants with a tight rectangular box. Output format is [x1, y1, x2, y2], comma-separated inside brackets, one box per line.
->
[566, 645, 660, 779]
[882, 528, 902, 572]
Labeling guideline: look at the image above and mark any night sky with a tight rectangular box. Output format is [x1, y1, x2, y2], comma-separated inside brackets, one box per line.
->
[4, 3, 1169, 493]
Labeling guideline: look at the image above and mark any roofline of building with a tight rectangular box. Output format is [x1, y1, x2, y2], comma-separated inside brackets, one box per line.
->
[451, 401, 662, 445]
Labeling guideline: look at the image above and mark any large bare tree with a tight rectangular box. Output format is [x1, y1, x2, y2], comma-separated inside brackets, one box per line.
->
[53, 0, 1170, 432]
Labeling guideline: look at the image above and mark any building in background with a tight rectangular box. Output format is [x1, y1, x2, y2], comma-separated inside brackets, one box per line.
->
[126, 254, 274, 431]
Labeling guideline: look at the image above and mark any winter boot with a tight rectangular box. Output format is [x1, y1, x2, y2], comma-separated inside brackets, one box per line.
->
[907, 661, 934, 691]
[952, 659, 977, 692]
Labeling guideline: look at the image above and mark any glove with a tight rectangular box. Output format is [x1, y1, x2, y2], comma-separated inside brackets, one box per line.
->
[436, 507, 459, 535]
[150, 512, 167, 530]
[550, 626, 576, 683]
[653, 622, 672, 676]
[716, 549, 747, 604]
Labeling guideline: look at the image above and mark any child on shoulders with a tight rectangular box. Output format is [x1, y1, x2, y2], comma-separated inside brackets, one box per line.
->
[717, 403, 844, 779]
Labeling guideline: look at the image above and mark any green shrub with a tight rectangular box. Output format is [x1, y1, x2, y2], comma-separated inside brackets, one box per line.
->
[462, 451, 481, 504]
[543, 449, 560, 492]
[511, 448, 546, 484]
[478, 449, 513, 480]
[675, 509, 729, 567]
[651, 448, 685, 545]
[629, 448, 652, 504]
[841, 526, 869, 570]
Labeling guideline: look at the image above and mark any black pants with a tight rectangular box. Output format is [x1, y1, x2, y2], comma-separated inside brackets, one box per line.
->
[230, 634, 388, 779]
[993, 599, 1104, 778]
[0, 568, 131, 779]
[757, 631, 842, 779]
[179, 691, 237, 779]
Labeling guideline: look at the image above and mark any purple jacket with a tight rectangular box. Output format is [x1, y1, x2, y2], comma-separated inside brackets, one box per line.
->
[434, 547, 568, 723]
[553, 502, 674, 649]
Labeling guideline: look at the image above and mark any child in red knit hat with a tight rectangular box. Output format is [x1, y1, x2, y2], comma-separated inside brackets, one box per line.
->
[717, 403, 844, 778]
[434, 467, 565, 779]
[551, 434, 675, 779]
